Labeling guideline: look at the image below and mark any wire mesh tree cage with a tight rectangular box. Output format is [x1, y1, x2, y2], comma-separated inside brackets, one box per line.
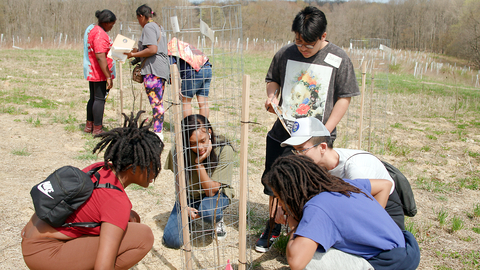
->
[162, 5, 251, 270]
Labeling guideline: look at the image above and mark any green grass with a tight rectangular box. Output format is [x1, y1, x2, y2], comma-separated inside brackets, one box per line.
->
[450, 216, 464, 232]
[391, 122, 403, 128]
[474, 204, 480, 217]
[273, 234, 290, 255]
[472, 227, 480, 234]
[467, 151, 479, 158]
[11, 148, 31, 156]
[434, 266, 453, 270]
[437, 208, 448, 226]
[252, 125, 268, 133]
[405, 218, 419, 237]
[26, 116, 41, 127]
[211, 103, 221, 112]
[52, 114, 77, 124]
[1, 106, 27, 115]
[426, 134, 438, 140]
[416, 176, 453, 193]
[64, 124, 78, 133]
[385, 138, 411, 157]
[0, 92, 58, 109]
[436, 250, 480, 269]
[459, 176, 480, 190]
[437, 195, 448, 201]
[74, 153, 98, 161]
[421, 145, 431, 152]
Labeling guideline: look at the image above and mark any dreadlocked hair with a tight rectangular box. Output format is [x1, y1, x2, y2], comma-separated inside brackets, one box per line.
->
[92, 110, 164, 179]
[262, 155, 370, 222]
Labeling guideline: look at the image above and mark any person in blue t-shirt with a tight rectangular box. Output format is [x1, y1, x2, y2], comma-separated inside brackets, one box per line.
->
[262, 155, 420, 270]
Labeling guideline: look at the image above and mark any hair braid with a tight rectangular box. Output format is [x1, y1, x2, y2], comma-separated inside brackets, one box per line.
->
[262, 155, 370, 222]
[92, 111, 164, 179]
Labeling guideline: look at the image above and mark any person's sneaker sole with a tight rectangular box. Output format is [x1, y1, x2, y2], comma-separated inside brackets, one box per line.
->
[255, 235, 278, 253]
[255, 244, 271, 253]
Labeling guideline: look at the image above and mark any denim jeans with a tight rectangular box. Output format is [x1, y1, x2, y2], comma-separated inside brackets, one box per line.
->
[162, 192, 229, 249]
[181, 64, 212, 98]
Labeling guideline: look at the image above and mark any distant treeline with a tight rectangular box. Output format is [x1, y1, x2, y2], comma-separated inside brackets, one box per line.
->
[0, 0, 478, 68]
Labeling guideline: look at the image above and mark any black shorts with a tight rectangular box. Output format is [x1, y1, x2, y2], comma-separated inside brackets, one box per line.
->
[261, 135, 294, 196]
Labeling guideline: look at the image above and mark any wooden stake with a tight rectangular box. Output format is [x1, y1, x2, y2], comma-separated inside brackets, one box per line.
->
[170, 64, 193, 270]
[358, 61, 367, 149]
[238, 74, 250, 270]
[119, 62, 124, 121]
[367, 62, 375, 152]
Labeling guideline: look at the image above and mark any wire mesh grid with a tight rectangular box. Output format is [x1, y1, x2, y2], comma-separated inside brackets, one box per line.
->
[336, 38, 391, 155]
[161, 5, 250, 270]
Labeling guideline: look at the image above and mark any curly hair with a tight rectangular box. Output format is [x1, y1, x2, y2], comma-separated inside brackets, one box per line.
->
[92, 111, 164, 179]
[262, 155, 370, 222]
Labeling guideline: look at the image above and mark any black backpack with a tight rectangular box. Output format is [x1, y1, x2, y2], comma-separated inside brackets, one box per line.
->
[344, 152, 417, 217]
[30, 165, 122, 228]
[380, 160, 417, 217]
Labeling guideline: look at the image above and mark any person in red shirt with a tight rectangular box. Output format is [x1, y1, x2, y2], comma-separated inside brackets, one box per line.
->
[83, 9, 116, 135]
[21, 111, 164, 270]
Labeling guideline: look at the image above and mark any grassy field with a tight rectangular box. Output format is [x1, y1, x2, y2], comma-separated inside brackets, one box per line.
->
[0, 48, 479, 269]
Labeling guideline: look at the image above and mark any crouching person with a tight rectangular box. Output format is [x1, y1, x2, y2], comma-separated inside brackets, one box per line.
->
[263, 155, 420, 270]
[21, 111, 164, 270]
[162, 114, 235, 249]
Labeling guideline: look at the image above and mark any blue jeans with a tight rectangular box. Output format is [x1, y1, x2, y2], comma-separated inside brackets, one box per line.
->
[181, 64, 212, 98]
[162, 192, 229, 249]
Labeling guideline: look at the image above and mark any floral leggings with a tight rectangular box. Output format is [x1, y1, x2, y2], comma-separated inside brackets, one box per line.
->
[144, 74, 165, 133]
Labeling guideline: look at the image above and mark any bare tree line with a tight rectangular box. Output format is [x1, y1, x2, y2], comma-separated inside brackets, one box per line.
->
[0, 0, 479, 68]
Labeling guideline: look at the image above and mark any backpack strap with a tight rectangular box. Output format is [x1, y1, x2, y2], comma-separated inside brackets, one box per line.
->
[62, 165, 122, 228]
[343, 152, 371, 176]
[88, 165, 122, 192]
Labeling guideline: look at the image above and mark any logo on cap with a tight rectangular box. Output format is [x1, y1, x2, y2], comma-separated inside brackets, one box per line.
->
[292, 122, 300, 133]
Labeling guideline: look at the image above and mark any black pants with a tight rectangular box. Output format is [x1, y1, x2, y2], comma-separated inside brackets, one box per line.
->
[86, 81, 108, 126]
[386, 190, 405, 230]
[262, 136, 294, 196]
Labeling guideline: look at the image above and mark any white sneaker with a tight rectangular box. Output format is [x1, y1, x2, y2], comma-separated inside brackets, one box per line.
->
[216, 218, 227, 240]
[155, 132, 164, 142]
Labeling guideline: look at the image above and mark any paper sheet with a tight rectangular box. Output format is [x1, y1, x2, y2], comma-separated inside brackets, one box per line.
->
[107, 34, 136, 63]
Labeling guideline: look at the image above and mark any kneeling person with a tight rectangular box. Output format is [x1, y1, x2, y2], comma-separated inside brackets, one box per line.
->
[281, 117, 406, 229]
[263, 155, 420, 270]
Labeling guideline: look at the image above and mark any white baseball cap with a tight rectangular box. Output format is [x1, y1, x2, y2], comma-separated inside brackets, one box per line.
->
[281, 117, 330, 147]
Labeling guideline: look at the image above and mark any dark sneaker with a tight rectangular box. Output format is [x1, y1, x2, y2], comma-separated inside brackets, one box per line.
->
[255, 222, 282, 252]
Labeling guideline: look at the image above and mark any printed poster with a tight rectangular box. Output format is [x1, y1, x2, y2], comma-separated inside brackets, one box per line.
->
[282, 60, 333, 122]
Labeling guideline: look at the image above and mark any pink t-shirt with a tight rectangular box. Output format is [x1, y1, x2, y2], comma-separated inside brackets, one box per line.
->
[84, 25, 115, 81]
[55, 163, 131, 238]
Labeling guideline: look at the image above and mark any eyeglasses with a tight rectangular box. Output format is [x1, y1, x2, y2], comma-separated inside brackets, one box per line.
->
[291, 143, 320, 155]
[294, 39, 318, 49]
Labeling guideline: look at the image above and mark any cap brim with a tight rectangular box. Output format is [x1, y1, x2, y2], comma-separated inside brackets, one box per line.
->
[280, 136, 312, 147]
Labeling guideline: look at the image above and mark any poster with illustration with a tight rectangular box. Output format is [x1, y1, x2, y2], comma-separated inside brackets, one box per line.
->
[282, 60, 332, 122]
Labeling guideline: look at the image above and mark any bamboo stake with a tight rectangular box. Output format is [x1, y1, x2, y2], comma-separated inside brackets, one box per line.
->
[367, 62, 375, 152]
[119, 62, 124, 120]
[358, 61, 367, 149]
[170, 64, 193, 270]
[238, 74, 250, 270]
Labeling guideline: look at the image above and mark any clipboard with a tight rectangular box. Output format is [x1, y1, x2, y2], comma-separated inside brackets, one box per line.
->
[107, 34, 136, 63]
